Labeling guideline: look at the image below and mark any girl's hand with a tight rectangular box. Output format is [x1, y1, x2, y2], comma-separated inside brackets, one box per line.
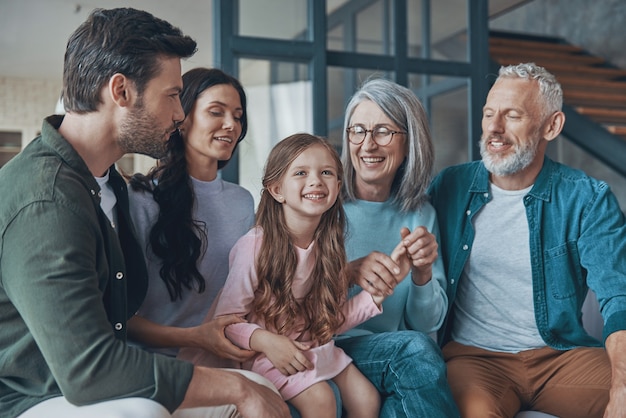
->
[369, 235, 413, 306]
[400, 226, 438, 285]
[350, 252, 402, 298]
[195, 315, 256, 362]
[250, 329, 313, 376]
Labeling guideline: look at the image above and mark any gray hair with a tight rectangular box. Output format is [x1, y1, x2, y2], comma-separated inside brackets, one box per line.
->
[341, 78, 434, 213]
[497, 63, 563, 119]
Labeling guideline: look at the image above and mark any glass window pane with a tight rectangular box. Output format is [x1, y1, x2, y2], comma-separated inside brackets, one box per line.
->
[327, 0, 392, 55]
[238, 59, 312, 207]
[408, 73, 469, 171]
[409, 0, 469, 62]
[238, 0, 308, 40]
[407, 0, 424, 57]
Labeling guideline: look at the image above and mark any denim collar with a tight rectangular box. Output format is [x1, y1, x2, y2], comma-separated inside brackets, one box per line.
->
[467, 156, 555, 202]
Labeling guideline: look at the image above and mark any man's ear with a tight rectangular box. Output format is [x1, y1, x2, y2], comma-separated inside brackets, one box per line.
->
[544, 111, 565, 142]
[267, 184, 284, 203]
[108, 73, 135, 107]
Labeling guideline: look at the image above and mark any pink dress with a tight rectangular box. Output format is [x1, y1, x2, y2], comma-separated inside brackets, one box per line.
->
[213, 227, 382, 400]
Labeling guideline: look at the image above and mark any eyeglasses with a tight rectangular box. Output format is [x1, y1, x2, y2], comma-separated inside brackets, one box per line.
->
[346, 125, 406, 146]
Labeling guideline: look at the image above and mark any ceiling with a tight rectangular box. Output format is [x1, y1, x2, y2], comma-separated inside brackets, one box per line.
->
[0, 0, 526, 81]
[0, 0, 215, 80]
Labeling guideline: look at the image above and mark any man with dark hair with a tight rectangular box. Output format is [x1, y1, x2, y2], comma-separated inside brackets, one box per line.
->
[0, 8, 289, 418]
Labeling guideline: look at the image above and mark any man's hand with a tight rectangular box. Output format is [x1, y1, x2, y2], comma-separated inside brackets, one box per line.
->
[604, 330, 626, 418]
[180, 367, 290, 418]
[234, 374, 290, 418]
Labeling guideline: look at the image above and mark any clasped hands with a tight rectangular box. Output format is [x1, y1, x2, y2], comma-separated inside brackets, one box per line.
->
[353, 226, 438, 301]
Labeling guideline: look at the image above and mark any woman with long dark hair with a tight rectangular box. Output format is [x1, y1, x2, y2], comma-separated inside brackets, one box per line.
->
[127, 67, 255, 364]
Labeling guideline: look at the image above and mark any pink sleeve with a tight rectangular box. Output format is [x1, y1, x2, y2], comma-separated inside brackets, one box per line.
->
[213, 231, 262, 350]
[335, 290, 382, 335]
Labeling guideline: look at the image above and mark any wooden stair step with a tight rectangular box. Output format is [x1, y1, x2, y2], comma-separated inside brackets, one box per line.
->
[564, 90, 626, 107]
[576, 107, 626, 123]
[489, 37, 583, 54]
[557, 76, 626, 93]
[490, 47, 606, 66]
[607, 125, 626, 138]
[541, 63, 626, 79]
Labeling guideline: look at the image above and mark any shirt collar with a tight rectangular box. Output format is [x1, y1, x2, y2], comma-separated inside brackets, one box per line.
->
[41, 114, 101, 196]
[468, 156, 554, 202]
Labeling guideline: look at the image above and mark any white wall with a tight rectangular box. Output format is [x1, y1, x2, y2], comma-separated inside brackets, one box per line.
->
[0, 76, 62, 147]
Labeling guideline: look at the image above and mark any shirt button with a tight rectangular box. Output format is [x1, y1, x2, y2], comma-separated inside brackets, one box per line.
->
[116, 272, 124, 280]
[450, 279, 455, 284]
[483, 193, 489, 198]
[462, 244, 469, 250]
[115, 323, 123, 330]
[466, 210, 471, 216]
[98, 191, 102, 198]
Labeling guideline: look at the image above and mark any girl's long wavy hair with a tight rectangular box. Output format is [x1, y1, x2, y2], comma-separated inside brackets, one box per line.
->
[129, 68, 248, 301]
[254, 133, 349, 344]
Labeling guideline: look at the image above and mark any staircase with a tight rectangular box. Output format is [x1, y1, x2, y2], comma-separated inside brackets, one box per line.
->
[488, 31, 626, 177]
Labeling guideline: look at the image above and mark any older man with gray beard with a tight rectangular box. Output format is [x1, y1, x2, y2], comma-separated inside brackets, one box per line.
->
[429, 62, 626, 418]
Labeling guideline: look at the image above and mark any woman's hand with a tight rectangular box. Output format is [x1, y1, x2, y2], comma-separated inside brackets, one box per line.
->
[367, 239, 412, 306]
[194, 315, 256, 362]
[249, 329, 313, 376]
[350, 251, 403, 299]
[399, 226, 438, 285]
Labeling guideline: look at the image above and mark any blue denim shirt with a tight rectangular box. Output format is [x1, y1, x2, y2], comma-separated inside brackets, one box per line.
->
[429, 158, 626, 350]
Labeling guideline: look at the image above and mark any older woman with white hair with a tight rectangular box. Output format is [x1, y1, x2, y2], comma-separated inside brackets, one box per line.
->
[335, 78, 458, 417]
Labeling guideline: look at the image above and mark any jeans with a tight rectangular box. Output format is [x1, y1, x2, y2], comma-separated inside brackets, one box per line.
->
[335, 331, 460, 418]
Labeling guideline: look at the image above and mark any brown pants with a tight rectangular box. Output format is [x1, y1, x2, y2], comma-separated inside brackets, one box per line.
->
[443, 341, 610, 418]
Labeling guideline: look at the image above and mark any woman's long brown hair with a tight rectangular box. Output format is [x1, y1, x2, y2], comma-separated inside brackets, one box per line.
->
[254, 133, 349, 344]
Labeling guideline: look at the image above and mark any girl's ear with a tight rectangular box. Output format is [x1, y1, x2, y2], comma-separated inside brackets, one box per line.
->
[267, 184, 284, 203]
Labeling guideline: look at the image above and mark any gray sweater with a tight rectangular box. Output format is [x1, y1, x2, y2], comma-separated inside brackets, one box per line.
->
[128, 175, 255, 356]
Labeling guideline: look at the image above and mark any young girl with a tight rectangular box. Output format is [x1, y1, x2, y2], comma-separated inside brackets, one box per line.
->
[211, 133, 411, 418]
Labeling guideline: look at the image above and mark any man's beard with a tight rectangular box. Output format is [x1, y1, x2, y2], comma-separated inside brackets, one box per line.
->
[479, 135, 540, 177]
[118, 100, 176, 160]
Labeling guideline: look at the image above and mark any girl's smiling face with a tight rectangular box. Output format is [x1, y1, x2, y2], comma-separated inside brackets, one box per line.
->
[270, 143, 341, 225]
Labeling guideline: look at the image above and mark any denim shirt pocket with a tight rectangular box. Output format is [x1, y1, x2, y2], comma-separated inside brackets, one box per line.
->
[544, 241, 584, 299]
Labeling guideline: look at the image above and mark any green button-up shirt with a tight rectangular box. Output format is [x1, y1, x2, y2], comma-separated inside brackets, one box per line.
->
[0, 116, 193, 417]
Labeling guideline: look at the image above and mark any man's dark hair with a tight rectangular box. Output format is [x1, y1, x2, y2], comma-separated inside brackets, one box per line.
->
[62, 7, 197, 113]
